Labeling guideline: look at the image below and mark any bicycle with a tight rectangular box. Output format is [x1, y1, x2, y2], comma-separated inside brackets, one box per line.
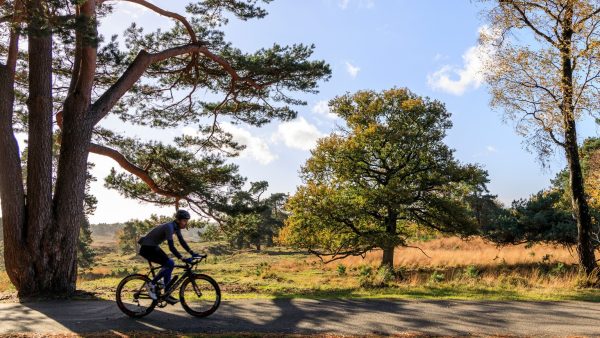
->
[115, 254, 221, 318]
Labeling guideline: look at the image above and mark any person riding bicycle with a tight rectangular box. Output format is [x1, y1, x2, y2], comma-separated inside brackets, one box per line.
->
[138, 209, 201, 303]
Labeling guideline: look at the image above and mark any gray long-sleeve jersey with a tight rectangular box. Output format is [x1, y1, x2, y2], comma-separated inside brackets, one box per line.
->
[138, 221, 194, 259]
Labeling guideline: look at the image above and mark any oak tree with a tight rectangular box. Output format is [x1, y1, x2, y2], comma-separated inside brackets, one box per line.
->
[281, 89, 488, 268]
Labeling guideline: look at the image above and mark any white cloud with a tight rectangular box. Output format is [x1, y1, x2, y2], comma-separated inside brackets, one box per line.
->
[183, 125, 276, 165]
[113, 1, 150, 18]
[221, 124, 277, 165]
[487, 146, 497, 153]
[312, 100, 337, 120]
[272, 117, 324, 151]
[339, 0, 350, 9]
[427, 26, 497, 96]
[345, 61, 361, 78]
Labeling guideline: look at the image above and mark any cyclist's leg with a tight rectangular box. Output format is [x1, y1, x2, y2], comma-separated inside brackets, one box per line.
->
[160, 258, 175, 286]
[140, 245, 172, 284]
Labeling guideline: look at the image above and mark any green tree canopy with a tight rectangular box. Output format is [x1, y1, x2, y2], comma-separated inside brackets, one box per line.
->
[220, 181, 288, 250]
[482, 137, 600, 249]
[281, 88, 489, 267]
[481, 190, 579, 246]
[0, 0, 330, 296]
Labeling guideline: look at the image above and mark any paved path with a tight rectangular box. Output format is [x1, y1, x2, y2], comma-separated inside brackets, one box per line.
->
[1, 299, 600, 336]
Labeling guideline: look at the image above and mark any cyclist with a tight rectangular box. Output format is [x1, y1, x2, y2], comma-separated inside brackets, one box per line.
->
[138, 209, 201, 303]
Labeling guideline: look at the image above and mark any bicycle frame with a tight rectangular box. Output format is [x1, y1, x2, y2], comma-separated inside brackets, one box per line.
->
[146, 258, 205, 298]
[117, 255, 219, 318]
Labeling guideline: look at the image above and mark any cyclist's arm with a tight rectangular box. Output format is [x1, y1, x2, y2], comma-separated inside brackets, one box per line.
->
[166, 223, 183, 259]
[167, 239, 183, 259]
[175, 230, 195, 255]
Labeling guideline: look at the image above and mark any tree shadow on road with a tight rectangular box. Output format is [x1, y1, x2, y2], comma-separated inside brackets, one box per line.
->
[3, 296, 600, 336]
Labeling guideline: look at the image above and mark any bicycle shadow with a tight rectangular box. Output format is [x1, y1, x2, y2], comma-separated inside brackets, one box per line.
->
[6, 296, 600, 336]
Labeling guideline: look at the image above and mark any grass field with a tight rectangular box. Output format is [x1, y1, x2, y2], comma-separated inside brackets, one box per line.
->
[1, 236, 599, 301]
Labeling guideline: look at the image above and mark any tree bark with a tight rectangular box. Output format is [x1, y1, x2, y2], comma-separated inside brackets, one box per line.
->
[0, 29, 27, 290]
[45, 0, 98, 295]
[18, 0, 56, 295]
[560, 4, 597, 276]
[381, 245, 395, 269]
[565, 125, 597, 275]
[2, 0, 99, 296]
[50, 119, 94, 294]
[381, 212, 397, 269]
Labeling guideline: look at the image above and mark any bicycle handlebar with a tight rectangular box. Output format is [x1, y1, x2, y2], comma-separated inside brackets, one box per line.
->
[174, 255, 207, 269]
[147, 254, 207, 270]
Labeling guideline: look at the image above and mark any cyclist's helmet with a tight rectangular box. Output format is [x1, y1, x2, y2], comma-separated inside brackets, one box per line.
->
[175, 209, 191, 220]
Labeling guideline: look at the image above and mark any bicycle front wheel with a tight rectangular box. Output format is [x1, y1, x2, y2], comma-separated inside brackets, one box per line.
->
[116, 274, 157, 318]
[179, 274, 221, 317]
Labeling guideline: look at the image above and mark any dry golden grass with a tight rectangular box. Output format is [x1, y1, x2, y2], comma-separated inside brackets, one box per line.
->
[337, 237, 577, 268]
[1, 237, 598, 301]
[325, 237, 588, 291]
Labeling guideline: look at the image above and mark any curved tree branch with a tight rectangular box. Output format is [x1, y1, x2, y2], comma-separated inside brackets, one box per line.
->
[500, 0, 559, 47]
[74, 0, 97, 96]
[575, 7, 600, 28]
[99, 0, 197, 44]
[56, 111, 183, 201]
[88, 143, 184, 200]
[90, 43, 268, 126]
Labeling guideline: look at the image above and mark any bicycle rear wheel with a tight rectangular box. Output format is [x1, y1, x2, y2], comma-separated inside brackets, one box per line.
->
[179, 274, 221, 317]
[116, 274, 157, 318]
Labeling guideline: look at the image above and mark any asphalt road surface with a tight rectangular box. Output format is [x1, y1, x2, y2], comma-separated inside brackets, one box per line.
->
[1, 299, 600, 336]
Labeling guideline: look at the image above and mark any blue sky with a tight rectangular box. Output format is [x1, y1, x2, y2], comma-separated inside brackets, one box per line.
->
[82, 0, 600, 223]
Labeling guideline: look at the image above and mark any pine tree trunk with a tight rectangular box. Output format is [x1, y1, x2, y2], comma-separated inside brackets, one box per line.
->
[50, 119, 93, 294]
[0, 31, 27, 291]
[17, 0, 56, 295]
[1, 0, 99, 296]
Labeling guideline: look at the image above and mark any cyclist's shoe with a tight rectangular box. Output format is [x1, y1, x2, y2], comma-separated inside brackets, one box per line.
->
[146, 282, 157, 300]
[164, 295, 179, 305]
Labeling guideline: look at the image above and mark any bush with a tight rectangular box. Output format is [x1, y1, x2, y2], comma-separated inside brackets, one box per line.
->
[498, 274, 530, 287]
[372, 266, 395, 287]
[575, 268, 600, 288]
[357, 265, 396, 288]
[550, 262, 567, 275]
[337, 264, 347, 276]
[261, 271, 285, 282]
[464, 265, 479, 279]
[358, 265, 374, 288]
[255, 262, 270, 276]
[429, 271, 445, 283]
[358, 265, 372, 277]
[394, 266, 405, 281]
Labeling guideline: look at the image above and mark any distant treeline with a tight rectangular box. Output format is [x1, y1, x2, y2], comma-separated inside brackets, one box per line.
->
[90, 222, 124, 238]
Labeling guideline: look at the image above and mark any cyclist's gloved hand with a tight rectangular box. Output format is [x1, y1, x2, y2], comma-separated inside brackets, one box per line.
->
[183, 257, 193, 264]
[192, 252, 203, 259]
